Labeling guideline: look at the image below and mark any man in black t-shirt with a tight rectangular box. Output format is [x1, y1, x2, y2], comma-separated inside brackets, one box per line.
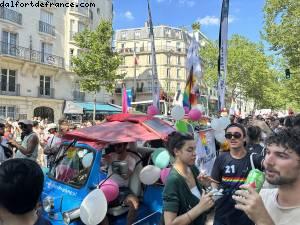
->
[210, 123, 263, 225]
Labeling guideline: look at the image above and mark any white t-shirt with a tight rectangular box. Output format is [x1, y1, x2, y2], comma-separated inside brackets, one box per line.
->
[260, 189, 300, 225]
[107, 152, 137, 187]
[46, 135, 62, 148]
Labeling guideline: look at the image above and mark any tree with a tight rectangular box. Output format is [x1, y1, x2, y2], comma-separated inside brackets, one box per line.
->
[72, 20, 123, 121]
[200, 35, 282, 111]
[192, 22, 201, 31]
[263, 0, 300, 69]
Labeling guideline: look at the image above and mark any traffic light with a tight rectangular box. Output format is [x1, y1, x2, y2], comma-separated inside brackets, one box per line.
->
[285, 69, 291, 79]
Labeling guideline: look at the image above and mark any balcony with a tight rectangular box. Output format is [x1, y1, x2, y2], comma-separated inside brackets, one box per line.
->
[117, 46, 187, 55]
[37, 87, 54, 98]
[69, 7, 88, 16]
[0, 84, 20, 96]
[0, 7, 22, 25]
[73, 90, 85, 101]
[0, 41, 64, 68]
[39, 21, 55, 36]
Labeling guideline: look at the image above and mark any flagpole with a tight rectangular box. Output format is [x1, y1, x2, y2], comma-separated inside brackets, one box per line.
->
[133, 45, 137, 102]
[147, 0, 160, 112]
[217, 0, 229, 111]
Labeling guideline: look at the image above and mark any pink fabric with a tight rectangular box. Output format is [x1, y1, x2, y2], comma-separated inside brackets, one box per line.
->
[56, 165, 76, 182]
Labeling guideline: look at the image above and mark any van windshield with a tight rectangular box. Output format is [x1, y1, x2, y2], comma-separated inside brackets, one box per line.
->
[48, 146, 94, 188]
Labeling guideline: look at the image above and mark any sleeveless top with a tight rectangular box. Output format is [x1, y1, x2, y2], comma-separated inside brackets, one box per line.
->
[15, 132, 39, 161]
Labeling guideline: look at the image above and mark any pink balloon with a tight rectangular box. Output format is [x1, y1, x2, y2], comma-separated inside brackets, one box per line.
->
[99, 179, 119, 202]
[147, 105, 159, 116]
[188, 109, 202, 121]
[160, 167, 171, 184]
[183, 106, 190, 114]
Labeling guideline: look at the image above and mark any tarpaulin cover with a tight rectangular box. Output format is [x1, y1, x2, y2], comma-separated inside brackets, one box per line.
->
[64, 114, 175, 149]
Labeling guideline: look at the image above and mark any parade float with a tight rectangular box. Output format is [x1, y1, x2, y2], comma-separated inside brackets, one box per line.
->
[41, 113, 175, 225]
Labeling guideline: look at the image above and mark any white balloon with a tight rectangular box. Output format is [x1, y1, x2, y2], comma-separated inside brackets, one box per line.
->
[171, 105, 185, 121]
[82, 152, 94, 168]
[211, 118, 221, 130]
[80, 189, 107, 225]
[219, 117, 230, 129]
[139, 165, 161, 185]
[214, 130, 226, 143]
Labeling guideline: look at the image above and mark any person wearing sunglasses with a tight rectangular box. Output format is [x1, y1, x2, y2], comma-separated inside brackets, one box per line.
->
[208, 123, 264, 225]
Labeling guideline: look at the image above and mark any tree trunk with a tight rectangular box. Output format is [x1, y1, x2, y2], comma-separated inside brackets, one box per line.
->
[93, 91, 96, 122]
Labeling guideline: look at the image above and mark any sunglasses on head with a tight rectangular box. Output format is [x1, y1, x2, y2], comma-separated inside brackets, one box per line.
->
[225, 132, 242, 139]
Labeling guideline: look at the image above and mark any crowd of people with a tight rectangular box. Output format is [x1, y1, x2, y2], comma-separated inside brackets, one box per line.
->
[0, 112, 299, 225]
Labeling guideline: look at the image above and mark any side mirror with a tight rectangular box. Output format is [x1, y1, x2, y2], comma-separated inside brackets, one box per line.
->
[111, 160, 128, 176]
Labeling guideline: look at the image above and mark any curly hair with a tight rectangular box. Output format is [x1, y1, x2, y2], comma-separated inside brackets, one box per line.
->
[266, 128, 300, 157]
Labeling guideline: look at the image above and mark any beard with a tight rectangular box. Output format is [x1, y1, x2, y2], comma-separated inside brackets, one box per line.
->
[267, 175, 298, 185]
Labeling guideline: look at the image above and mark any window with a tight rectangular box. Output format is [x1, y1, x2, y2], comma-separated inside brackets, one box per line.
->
[167, 55, 171, 65]
[41, 42, 53, 64]
[69, 48, 74, 67]
[40, 10, 53, 25]
[177, 56, 181, 65]
[176, 42, 181, 51]
[176, 31, 182, 39]
[1, 69, 16, 92]
[167, 68, 170, 79]
[78, 22, 86, 33]
[134, 42, 140, 52]
[97, 8, 100, 15]
[1, 31, 17, 56]
[147, 42, 151, 51]
[147, 81, 152, 92]
[148, 55, 152, 65]
[121, 32, 126, 40]
[40, 75, 51, 96]
[177, 83, 181, 91]
[134, 31, 140, 39]
[166, 41, 171, 50]
[165, 28, 171, 37]
[177, 69, 180, 79]
[121, 56, 125, 65]
[0, 106, 15, 119]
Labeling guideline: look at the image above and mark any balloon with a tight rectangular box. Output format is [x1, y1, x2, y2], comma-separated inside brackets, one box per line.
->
[160, 167, 171, 184]
[99, 179, 119, 202]
[171, 105, 185, 120]
[175, 120, 188, 133]
[219, 117, 230, 129]
[151, 148, 170, 169]
[80, 189, 107, 225]
[82, 152, 94, 168]
[183, 106, 190, 114]
[214, 130, 226, 143]
[139, 165, 161, 185]
[188, 109, 202, 121]
[147, 105, 159, 116]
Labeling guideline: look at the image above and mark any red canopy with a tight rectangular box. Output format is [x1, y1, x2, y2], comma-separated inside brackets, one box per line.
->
[63, 114, 175, 149]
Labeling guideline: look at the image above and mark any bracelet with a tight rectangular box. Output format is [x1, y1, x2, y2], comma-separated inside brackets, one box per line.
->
[186, 211, 192, 223]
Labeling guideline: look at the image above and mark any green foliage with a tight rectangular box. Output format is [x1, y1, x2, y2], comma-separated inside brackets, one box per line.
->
[200, 35, 286, 110]
[71, 20, 123, 93]
[263, 0, 300, 69]
[191, 22, 201, 31]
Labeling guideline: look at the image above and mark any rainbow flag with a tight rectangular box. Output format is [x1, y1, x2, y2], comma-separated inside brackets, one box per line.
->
[183, 66, 198, 109]
[122, 84, 128, 113]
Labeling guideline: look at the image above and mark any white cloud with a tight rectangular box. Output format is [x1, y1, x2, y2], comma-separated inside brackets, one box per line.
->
[198, 16, 219, 26]
[197, 15, 235, 26]
[123, 11, 134, 21]
[178, 0, 195, 7]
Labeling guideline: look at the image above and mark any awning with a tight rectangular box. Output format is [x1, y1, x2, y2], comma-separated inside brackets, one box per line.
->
[64, 101, 121, 114]
[64, 101, 84, 114]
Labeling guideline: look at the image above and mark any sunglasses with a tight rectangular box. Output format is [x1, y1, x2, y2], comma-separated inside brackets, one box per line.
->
[225, 132, 242, 139]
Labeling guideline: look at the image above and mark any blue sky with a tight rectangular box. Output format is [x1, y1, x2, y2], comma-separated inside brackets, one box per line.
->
[113, 0, 266, 42]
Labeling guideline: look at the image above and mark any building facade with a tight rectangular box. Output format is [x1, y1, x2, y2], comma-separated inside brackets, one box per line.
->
[113, 23, 218, 111]
[0, 0, 113, 122]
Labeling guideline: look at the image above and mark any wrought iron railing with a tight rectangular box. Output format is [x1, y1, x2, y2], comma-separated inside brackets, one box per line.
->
[37, 87, 55, 98]
[39, 20, 55, 36]
[117, 46, 187, 54]
[69, 7, 88, 16]
[0, 7, 22, 25]
[0, 41, 64, 68]
[0, 84, 20, 96]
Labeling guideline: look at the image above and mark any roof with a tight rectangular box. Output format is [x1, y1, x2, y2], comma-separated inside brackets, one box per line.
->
[63, 113, 175, 149]
[64, 101, 121, 114]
